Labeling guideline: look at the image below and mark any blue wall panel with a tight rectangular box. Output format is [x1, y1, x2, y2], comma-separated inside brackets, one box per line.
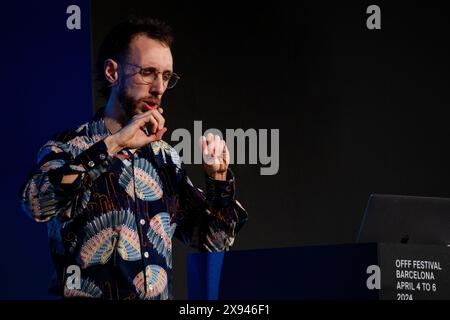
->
[0, 0, 92, 299]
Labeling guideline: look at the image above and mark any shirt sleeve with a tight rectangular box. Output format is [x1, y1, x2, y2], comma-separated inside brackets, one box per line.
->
[173, 167, 248, 252]
[19, 139, 113, 222]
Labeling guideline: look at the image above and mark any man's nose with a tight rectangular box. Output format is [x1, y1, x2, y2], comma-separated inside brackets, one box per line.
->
[149, 75, 165, 96]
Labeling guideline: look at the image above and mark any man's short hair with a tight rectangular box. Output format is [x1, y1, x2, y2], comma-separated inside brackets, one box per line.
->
[96, 17, 174, 98]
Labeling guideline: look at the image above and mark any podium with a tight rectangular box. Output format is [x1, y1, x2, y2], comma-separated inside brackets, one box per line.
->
[187, 243, 450, 300]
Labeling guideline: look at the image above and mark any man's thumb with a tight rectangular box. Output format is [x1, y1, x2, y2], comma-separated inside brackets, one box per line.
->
[148, 127, 167, 142]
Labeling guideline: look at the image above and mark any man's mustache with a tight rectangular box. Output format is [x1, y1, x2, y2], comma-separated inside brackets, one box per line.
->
[140, 97, 161, 106]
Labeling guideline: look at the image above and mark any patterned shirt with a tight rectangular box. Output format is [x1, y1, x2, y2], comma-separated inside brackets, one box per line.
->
[19, 109, 248, 300]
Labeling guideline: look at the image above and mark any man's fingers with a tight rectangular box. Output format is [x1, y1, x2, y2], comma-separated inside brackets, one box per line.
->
[137, 110, 165, 132]
[152, 109, 165, 130]
[155, 127, 167, 140]
[198, 134, 231, 165]
[199, 136, 208, 154]
[139, 114, 158, 133]
[201, 135, 214, 164]
[223, 141, 230, 163]
[214, 135, 222, 158]
[207, 137, 215, 155]
[147, 127, 167, 142]
[206, 133, 214, 145]
[146, 116, 158, 134]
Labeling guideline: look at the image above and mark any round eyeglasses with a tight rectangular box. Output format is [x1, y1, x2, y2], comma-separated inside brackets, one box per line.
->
[124, 62, 180, 89]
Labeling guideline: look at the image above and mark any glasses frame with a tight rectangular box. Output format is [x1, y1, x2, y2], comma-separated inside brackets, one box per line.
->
[124, 62, 180, 89]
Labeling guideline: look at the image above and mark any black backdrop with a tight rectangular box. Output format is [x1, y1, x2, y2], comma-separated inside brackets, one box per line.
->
[91, 0, 450, 298]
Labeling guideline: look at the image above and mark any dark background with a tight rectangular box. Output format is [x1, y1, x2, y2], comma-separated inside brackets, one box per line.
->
[91, 0, 450, 299]
[2, 0, 450, 299]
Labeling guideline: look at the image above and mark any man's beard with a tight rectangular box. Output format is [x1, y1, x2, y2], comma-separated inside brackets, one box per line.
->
[118, 83, 140, 121]
[117, 82, 161, 122]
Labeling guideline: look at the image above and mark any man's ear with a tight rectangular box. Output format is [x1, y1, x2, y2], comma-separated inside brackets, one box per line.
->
[104, 59, 119, 87]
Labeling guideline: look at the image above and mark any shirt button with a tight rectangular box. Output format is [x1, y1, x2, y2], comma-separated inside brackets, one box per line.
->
[99, 153, 106, 160]
[88, 160, 95, 168]
[140, 219, 145, 226]
[144, 252, 149, 258]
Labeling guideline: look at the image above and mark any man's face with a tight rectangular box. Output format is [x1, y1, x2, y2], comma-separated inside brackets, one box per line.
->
[118, 35, 173, 119]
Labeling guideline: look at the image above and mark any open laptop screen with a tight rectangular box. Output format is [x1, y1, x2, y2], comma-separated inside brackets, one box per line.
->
[357, 194, 450, 246]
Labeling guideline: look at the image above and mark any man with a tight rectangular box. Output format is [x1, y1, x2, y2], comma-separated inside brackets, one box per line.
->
[19, 17, 248, 300]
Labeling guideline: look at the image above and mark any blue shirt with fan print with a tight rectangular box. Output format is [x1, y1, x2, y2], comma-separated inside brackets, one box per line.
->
[19, 109, 248, 300]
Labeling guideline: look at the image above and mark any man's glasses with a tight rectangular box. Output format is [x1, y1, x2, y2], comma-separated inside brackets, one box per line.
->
[124, 62, 180, 89]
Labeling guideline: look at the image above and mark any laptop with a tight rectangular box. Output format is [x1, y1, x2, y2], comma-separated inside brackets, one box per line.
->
[357, 194, 450, 246]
